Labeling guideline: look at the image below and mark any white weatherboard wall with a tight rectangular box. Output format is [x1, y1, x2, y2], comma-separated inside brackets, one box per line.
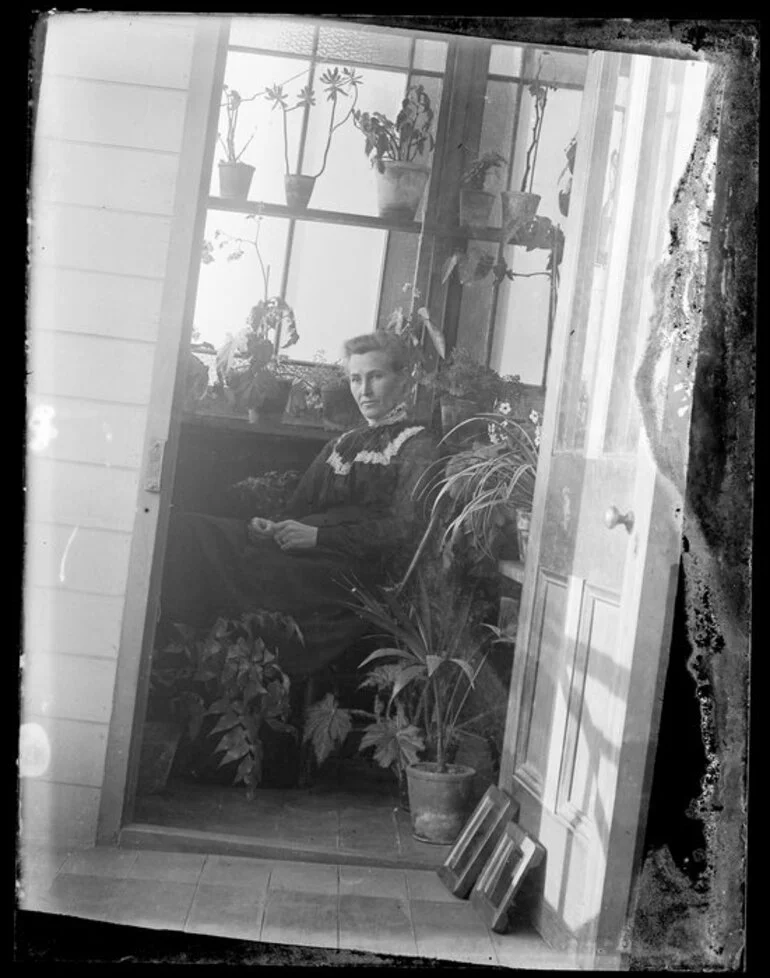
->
[23, 13, 205, 845]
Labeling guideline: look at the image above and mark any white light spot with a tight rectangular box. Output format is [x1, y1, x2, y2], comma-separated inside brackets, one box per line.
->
[59, 526, 79, 583]
[28, 404, 58, 452]
[19, 723, 51, 778]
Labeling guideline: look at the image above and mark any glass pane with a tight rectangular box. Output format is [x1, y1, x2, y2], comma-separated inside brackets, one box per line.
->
[228, 14, 317, 54]
[528, 47, 589, 87]
[194, 212, 289, 353]
[478, 79, 517, 224]
[490, 245, 553, 386]
[301, 66, 409, 215]
[376, 232, 420, 328]
[414, 37, 447, 72]
[489, 43, 523, 77]
[284, 223, 387, 362]
[210, 52, 311, 204]
[317, 22, 411, 67]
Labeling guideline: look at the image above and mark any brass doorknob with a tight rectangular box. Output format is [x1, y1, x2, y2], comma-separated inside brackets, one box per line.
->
[604, 505, 634, 532]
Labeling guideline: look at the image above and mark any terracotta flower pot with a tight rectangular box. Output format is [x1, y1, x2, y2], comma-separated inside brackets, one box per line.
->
[218, 161, 256, 200]
[321, 384, 359, 431]
[375, 161, 430, 222]
[459, 188, 496, 229]
[406, 762, 476, 844]
[501, 191, 541, 242]
[284, 174, 317, 211]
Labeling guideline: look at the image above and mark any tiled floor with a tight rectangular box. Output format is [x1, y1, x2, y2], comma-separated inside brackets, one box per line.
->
[17, 843, 577, 968]
[131, 771, 453, 869]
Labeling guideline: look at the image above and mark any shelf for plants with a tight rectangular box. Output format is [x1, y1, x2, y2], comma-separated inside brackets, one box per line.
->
[498, 560, 526, 584]
[181, 411, 331, 443]
[206, 197, 505, 243]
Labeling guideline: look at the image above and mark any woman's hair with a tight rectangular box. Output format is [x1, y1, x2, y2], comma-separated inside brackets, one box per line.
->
[342, 332, 410, 374]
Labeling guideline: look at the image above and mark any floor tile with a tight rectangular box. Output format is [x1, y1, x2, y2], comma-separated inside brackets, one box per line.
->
[30, 873, 125, 920]
[184, 882, 266, 941]
[411, 899, 497, 965]
[406, 868, 461, 903]
[338, 893, 417, 957]
[198, 855, 273, 892]
[102, 879, 197, 932]
[58, 847, 138, 879]
[268, 860, 338, 895]
[261, 890, 339, 949]
[127, 850, 206, 884]
[489, 919, 577, 970]
[338, 865, 408, 901]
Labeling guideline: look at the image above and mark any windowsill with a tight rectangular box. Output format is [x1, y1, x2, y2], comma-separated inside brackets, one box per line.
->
[498, 559, 526, 584]
[181, 410, 332, 442]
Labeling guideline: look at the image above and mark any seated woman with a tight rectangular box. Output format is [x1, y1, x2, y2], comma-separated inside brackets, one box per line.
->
[160, 331, 439, 679]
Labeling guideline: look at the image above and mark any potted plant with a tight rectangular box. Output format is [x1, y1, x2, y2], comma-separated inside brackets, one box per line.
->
[302, 664, 425, 811]
[429, 347, 522, 434]
[421, 411, 540, 567]
[459, 151, 507, 230]
[217, 84, 259, 200]
[264, 66, 363, 211]
[302, 566, 508, 841]
[501, 54, 556, 242]
[382, 283, 445, 419]
[148, 612, 301, 799]
[353, 84, 436, 221]
[307, 360, 360, 431]
[203, 215, 300, 420]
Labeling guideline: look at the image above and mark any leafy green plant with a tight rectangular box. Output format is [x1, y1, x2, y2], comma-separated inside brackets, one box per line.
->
[419, 413, 539, 563]
[519, 54, 557, 195]
[428, 347, 521, 409]
[353, 84, 436, 173]
[229, 470, 301, 521]
[461, 151, 507, 191]
[150, 612, 302, 798]
[381, 283, 446, 405]
[264, 66, 363, 178]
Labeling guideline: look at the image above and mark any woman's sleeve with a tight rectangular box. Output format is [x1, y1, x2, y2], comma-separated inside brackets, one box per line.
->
[314, 431, 439, 561]
[281, 439, 335, 519]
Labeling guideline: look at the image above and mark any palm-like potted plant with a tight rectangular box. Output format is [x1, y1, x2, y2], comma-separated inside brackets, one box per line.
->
[353, 84, 436, 221]
[420, 412, 540, 567]
[501, 53, 556, 242]
[203, 215, 300, 420]
[459, 151, 507, 230]
[264, 66, 363, 211]
[217, 84, 259, 200]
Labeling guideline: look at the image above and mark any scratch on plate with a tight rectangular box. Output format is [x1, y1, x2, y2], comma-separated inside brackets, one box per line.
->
[59, 526, 79, 583]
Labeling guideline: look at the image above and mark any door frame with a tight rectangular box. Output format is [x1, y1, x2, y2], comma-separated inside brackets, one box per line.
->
[97, 17, 230, 843]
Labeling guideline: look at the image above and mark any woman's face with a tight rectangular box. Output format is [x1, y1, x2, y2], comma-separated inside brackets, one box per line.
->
[347, 351, 406, 423]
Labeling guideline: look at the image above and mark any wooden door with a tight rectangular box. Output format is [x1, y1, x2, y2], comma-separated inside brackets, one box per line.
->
[499, 51, 709, 967]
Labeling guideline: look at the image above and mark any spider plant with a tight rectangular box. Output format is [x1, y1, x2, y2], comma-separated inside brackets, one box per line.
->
[419, 413, 539, 563]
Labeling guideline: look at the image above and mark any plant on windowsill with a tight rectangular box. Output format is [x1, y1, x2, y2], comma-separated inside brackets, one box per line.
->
[202, 214, 300, 421]
[382, 282, 446, 421]
[264, 66, 363, 211]
[353, 84, 436, 222]
[306, 359, 360, 431]
[427, 347, 523, 436]
[145, 612, 302, 799]
[500, 52, 557, 242]
[217, 84, 259, 200]
[459, 151, 507, 230]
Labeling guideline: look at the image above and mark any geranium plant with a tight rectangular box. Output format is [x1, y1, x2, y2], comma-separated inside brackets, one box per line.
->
[461, 151, 507, 191]
[353, 84, 436, 172]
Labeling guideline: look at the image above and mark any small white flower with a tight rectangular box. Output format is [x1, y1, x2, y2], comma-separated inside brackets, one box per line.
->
[529, 409, 541, 425]
[498, 401, 512, 416]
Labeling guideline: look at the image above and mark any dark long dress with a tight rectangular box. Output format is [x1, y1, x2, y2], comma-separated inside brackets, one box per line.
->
[161, 413, 438, 678]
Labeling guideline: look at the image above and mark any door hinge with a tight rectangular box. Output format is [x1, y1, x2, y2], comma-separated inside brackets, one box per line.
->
[145, 438, 165, 493]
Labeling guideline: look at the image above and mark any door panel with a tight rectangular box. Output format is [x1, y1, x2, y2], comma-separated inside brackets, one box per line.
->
[499, 49, 709, 966]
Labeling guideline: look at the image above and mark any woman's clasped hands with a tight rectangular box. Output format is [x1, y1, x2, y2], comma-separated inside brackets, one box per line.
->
[247, 517, 317, 551]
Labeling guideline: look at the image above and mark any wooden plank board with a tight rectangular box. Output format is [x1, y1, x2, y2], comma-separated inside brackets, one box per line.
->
[470, 821, 545, 933]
